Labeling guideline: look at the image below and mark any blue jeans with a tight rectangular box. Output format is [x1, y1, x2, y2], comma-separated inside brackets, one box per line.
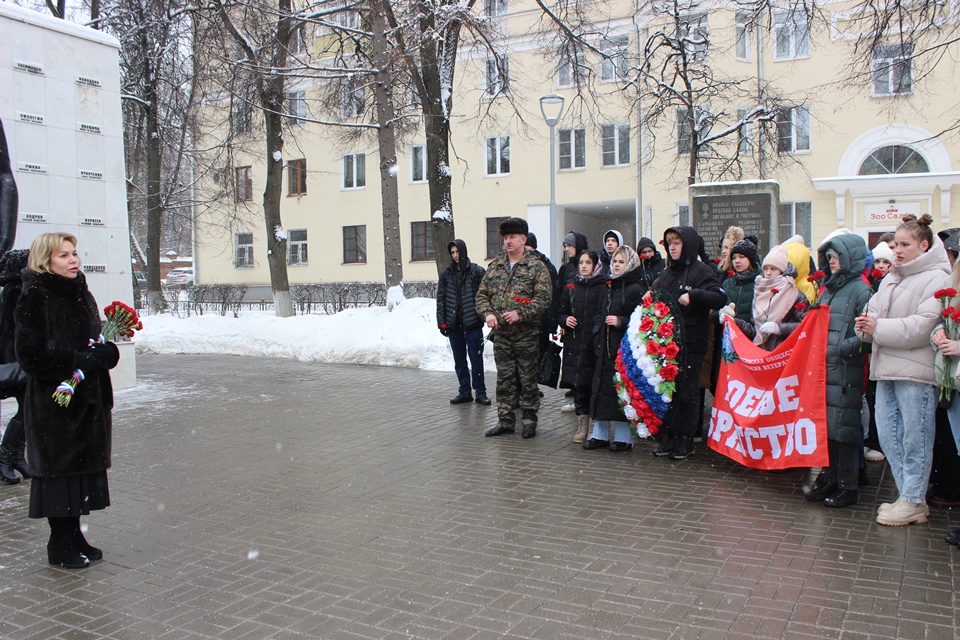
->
[591, 420, 632, 443]
[876, 380, 937, 503]
[449, 328, 486, 398]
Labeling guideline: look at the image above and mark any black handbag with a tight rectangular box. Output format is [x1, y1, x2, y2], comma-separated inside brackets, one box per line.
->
[537, 340, 562, 388]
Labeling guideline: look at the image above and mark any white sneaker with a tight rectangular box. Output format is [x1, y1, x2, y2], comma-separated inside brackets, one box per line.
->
[560, 403, 576, 413]
[876, 499, 929, 526]
[878, 497, 901, 514]
[864, 448, 885, 462]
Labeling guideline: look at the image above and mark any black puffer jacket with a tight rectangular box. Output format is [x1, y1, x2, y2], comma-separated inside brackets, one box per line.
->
[557, 271, 605, 389]
[0, 249, 28, 364]
[817, 233, 873, 445]
[16, 270, 117, 477]
[558, 232, 589, 286]
[529, 249, 561, 349]
[656, 226, 726, 354]
[590, 268, 645, 421]
[636, 236, 665, 294]
[436, 239, 485, 331]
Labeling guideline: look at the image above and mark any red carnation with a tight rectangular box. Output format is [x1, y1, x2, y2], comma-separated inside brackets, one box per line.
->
[656, 322, 674, 338]
[794, 303, 806, 311]
[943, 307, 956, 318]
[566, 283, 575, 289]
[664, 342, 680, 359]
[660, 364, 679, 381]
[654, 302, 670, 319]
[935, 288, 959, 299]
[807, 270, 825, 282]
[606, 280, 613, 286]
[440, 323, 449, 329]
[952, 309, 960, 323]
[771, 288, 779, 294]
[642, 295, 652, 309]
[871, 268, 884, 280]
[713, 258, 721, 264]
[726, 270, 735, 277]
[639, 316, 655, 332]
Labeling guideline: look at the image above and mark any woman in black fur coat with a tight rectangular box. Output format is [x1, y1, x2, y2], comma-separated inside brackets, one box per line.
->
[15, 233, 119, 569]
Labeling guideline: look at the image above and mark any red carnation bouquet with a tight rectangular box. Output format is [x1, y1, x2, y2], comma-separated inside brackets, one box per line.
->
[53, 301, 142, 407]
[935, 288, 960, 402]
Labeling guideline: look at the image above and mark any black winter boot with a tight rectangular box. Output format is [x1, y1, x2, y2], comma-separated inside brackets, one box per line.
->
[1, 414, 28, 479]
[71, 517, 102, 561]
[0, 446, 18, 484]
[47, 518, 90, 569]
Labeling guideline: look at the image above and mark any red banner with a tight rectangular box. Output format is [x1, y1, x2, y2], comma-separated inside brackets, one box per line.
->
[708, 307, 829, 470]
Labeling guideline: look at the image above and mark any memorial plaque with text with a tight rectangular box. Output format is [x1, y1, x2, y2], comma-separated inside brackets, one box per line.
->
[692, 193, 771, 259]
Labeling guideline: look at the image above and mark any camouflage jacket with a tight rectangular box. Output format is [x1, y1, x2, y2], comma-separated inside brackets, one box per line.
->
[475, 251, 552, 337]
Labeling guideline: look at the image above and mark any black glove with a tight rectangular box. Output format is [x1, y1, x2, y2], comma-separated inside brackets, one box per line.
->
[439, 325, 450, 337]
[89, 342, 120, 369]
[74, 350, 99, 374]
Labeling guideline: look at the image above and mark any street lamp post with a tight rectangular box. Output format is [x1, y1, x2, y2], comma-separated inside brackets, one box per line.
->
[539, 93, 565, 263]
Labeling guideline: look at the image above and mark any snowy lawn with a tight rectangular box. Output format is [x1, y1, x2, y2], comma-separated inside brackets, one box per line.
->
[134, 297, 497, 372]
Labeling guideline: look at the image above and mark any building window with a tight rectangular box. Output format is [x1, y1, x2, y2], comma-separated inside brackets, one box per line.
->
[484, 0, 507, 17]
[559, 128, 586, 170]
[557, 45, 584, 88]
[411, 144, 427, 183]
[485, 135, 510, 176]
[484, 56, 509, 96]
[735, 12, 751, 61]
[411, 222, 435, 261]
[872, 43, 913, 96]
[486, 217, 508, 259]
[737, 107, 753, 155]
[235, 232, 254, 268]
[776, 106, 811, 154]
[679, 13, 709, 60]
[676, 108, 694, 155]
[288, 25, 306, 54]
[235, 166, 253, 202]
[333, 2, 359, 29]
[285, 90, 306, 126]
[343, 152, 366, 189]
[858, 145, 929, 175]
[341, 77, 364, 118]
[600, 35, 629, 82]
[233, 101, 251, 135]
[677, 204, 690, 226]
[773, 9, 810, 60]
[288, 159, 307, 195]
[779, 202, 812, 246]
[343, 225, 366, 264]
[287, 229, 308, 265]
[602, 124, 630, 166]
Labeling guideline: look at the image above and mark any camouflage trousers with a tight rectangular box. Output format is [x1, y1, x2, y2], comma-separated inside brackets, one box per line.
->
[493, 328, 541, 425]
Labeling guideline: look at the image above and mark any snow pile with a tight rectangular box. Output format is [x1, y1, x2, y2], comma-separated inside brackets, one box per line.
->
[386, 284, 405, 311]
[135, 297, 496, 372]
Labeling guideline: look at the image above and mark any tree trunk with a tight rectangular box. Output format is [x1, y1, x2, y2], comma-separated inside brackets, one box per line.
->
[143, 44, 164, 315]
[369, 7, 403, 296]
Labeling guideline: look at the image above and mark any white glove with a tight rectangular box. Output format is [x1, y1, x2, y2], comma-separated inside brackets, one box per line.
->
[720, 303, 735, 318]
[759, 321, 780, 335]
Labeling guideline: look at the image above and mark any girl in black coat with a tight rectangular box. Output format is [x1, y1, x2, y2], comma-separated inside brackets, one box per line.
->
[585, 246, 646, 452]
[636, 236, 665, 294]
[558, 250, 605, 443]
[16, 233, 119, 569]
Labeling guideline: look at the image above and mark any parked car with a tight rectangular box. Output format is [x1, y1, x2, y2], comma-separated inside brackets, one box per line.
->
[164, 267, 194, 287]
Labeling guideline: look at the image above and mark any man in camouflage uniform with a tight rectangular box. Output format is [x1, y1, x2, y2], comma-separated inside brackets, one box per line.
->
[475, 217, 552, 438]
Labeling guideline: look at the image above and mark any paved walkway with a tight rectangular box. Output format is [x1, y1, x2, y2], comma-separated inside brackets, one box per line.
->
[0, 355, 958, 639]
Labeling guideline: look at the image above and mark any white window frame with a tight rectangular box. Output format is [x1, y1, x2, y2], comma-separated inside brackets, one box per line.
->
[735, 12, 751, 61]
[485, 135, 510, 176]
[557, 46, 584, 88]
[484, 0, 507, 17]
[601, 124, 630, 167]
[773, 9, 810, 61]
[737, 107, 753, 155]
[287, 229, 308, 266]
[600, 35, 630, 82]
[559, 128, 586, 170]
[340, 78, 364, 119]
[776, 106, 811, 154]
[410, 144, 427, 183]
[343, 152, 366, 189]
[484, 56, 509, 96]
[235, 232, 254, 268]
[779, 201, 812, 245]
[285, 90, 306, 127]
[679, 13, 709, 61]
[871, 43, 913, 97]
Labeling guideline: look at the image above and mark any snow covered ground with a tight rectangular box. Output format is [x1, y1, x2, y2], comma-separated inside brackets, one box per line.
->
[134, 297, 497, 372]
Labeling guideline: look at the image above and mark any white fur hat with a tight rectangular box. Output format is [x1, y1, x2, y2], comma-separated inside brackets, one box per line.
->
[872, 241, 894, 263]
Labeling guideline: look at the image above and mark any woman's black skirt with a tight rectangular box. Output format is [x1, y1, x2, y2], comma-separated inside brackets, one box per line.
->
[28, 471, 110, 518]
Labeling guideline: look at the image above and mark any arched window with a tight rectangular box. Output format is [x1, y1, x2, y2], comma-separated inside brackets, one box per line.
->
[858, 145, 929, 175]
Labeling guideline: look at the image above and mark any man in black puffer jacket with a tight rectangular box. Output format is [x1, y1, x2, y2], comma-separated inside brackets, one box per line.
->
[655, 226, 726, 460]
[437, 239, 489, 405]
[558, 231, 589, 286]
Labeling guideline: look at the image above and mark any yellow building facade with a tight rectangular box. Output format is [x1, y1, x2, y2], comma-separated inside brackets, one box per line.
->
[194, 0, 960, 287]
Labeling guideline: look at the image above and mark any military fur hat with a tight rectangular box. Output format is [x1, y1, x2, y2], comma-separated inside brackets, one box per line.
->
[499, 217, 528, 237]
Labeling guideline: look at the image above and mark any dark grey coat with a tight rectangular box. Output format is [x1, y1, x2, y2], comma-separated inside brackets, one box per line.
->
[817, 233, 873, 446]
[557, 271, 605, 389]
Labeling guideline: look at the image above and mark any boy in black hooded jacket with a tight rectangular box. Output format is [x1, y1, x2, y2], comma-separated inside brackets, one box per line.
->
[654, 226, 726, 459]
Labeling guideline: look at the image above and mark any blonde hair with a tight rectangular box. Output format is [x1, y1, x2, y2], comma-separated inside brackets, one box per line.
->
[720, 226, 745, 272]
[28, 233, 79, 273]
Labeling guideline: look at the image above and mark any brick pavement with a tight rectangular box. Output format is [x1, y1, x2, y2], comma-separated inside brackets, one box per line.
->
[0, 354, 958, 639]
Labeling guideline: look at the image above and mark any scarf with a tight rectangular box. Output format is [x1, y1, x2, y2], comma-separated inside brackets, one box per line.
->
[611, 246, 643, 278]
[577, 260, 604, 282]
[752, 273, 797, 344]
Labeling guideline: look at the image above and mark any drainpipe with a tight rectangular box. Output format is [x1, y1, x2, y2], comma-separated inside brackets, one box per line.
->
[757, 13, 766, 180]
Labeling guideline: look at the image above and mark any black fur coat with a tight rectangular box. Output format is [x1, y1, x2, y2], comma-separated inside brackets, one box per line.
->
[15, 269, 114, 477]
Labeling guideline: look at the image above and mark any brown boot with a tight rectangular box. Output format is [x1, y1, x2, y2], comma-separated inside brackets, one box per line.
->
[573, 415, 589, 444]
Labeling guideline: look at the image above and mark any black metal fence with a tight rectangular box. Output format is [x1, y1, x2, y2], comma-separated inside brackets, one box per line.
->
[135, 282, 439, 318]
